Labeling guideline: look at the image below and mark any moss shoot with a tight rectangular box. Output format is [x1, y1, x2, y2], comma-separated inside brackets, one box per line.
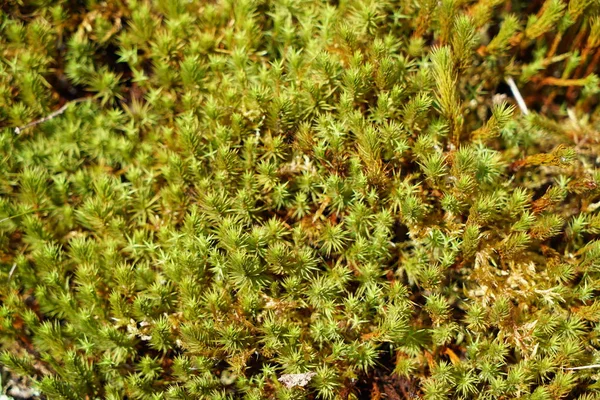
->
[1, 0, 600, 399]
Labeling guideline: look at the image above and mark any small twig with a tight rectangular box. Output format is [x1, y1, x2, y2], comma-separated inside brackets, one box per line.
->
[505, 76, 529, 116]
[14, 98, 89, 134]
[564, 364, 600, 371]
[7, 263, 17, 282]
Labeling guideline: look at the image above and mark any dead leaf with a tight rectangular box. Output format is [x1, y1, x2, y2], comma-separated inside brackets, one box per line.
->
[444, 348, 461, 365]
[278, 372, 317, 389]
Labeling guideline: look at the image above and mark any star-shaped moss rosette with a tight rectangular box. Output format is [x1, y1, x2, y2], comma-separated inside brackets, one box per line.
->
[1, 1, 600, 399]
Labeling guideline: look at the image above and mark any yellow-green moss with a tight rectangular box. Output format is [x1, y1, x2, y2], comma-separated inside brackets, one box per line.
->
[1, 0, 600, 399]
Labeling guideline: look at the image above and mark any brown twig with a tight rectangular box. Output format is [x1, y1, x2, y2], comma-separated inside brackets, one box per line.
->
[584, 47, 600, 77]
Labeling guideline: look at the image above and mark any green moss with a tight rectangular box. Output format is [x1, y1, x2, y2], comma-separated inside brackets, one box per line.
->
[1, 0, 600, 398]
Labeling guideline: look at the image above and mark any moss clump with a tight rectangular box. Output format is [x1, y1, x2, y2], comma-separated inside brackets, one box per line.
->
[1, 0, 600, 399]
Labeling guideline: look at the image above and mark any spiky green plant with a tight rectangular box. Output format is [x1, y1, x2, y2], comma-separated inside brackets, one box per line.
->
[1, 0, 600, 399]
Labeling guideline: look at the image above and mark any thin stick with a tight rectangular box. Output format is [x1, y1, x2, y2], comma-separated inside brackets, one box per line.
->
[564, 364, 600, 371]
[14, 97, 89, 134]
[7, 263, 17, 282]
[505, 76, 529, 116]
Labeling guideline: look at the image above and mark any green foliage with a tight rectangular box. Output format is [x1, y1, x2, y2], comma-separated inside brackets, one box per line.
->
[1, 0, 600, 398]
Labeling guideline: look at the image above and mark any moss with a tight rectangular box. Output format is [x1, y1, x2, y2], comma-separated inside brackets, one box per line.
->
[1, 0, 600, 398]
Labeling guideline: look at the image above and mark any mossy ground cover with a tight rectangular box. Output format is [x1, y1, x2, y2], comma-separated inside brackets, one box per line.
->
[1, 0, 600, 399]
